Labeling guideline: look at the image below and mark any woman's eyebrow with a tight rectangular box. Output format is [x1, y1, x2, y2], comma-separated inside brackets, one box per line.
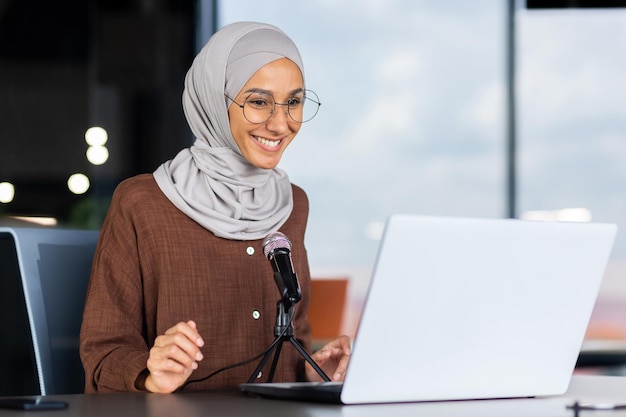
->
[243, 87, 305, 96]
[243, 88, 271, 95]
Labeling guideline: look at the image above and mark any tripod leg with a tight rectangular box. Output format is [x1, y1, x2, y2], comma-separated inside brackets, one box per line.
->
[288, 337, 331, 382]
[247, 338, 282, 383]
[266, 341, 284, 383]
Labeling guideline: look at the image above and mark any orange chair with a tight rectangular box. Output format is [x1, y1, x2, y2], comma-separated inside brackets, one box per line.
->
[308, 278, 349, 348]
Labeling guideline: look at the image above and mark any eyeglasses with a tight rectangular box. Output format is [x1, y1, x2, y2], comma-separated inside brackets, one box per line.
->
[225, 89, 321, 124]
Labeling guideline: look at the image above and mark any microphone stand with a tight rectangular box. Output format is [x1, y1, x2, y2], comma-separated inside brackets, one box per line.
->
[247, 296, 331, 383]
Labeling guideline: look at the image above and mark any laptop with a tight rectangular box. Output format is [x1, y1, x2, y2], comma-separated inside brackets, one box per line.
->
[240, 215, 618, 404]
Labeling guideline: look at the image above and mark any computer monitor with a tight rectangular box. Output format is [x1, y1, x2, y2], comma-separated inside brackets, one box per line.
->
[0, 227, 99, 395]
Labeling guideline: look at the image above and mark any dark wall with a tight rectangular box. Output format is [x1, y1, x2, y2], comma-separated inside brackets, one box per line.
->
[0, 0, 195, 226]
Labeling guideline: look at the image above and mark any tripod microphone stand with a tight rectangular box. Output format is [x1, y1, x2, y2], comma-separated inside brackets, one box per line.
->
[247, 296, 331, 383]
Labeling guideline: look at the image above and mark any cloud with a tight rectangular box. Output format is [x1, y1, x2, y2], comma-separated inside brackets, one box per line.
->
[518, 10, 626, 128]
[460, 81, 505, 136]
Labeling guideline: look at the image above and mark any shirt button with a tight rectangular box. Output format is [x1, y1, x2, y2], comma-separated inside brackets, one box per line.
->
[252, 310, 261, 320]
[246, 246, 255, 256]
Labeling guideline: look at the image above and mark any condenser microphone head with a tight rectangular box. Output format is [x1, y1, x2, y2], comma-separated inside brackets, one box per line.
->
[262, 231, 301, 305]
[262, 232, 291, 259]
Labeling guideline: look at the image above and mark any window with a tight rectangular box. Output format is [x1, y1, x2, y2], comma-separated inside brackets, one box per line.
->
[220, 1, 506, 274]
[518, 6, 626, 340]
[221, 2, 626, 343]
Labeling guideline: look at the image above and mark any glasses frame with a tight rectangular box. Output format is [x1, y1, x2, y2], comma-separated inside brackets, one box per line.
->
[225, 89, 321, 124]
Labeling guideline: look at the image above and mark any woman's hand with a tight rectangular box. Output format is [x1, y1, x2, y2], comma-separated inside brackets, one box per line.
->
[144, 320, 204, 393]
[305, 335, 352, 382]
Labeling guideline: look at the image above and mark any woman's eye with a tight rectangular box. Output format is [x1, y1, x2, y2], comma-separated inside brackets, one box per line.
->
[286, 97, 302, 107]
[247, 98, 270, 108]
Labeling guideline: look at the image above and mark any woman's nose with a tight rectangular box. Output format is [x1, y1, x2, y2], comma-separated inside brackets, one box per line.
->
[265, 104, 291, 132]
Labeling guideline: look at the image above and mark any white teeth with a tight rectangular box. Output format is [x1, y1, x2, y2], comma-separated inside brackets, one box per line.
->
[254, 136, 280, 148]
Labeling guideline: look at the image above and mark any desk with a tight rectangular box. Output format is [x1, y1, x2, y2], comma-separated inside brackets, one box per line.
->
[2, 375, 626, 417]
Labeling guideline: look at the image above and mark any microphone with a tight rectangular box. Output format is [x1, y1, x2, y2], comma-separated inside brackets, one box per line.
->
[262, 232, 302, 305]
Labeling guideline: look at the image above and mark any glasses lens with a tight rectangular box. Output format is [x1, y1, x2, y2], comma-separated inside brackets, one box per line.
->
[297, 90, 321, 123]
[243, 93, 274, 123]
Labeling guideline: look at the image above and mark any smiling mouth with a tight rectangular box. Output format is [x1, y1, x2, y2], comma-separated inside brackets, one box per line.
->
[253, 135, 281, 148]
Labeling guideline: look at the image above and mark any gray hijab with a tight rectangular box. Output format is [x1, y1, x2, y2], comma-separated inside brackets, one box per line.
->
[153, 22, 304, 240]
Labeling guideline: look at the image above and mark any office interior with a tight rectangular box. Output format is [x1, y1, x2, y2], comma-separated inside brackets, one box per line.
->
[2, 0, 626, 396]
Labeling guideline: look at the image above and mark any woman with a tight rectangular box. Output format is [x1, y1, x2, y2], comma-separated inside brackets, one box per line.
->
[79, 21, 350, 394]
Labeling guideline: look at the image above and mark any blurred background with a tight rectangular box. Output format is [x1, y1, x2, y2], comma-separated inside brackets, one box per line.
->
[1, 0, 626, 347]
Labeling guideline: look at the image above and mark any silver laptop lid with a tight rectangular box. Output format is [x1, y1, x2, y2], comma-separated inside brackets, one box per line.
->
[341, 215, 617, 404]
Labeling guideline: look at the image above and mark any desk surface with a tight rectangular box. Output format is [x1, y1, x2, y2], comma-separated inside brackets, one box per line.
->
[2, 375, 626, 417]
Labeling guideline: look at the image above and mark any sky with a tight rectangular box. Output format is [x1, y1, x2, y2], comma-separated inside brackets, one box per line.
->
[218, 1, 626, 275]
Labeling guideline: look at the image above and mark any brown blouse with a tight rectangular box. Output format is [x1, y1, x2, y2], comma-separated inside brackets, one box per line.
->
[79, 174, 312, 393]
